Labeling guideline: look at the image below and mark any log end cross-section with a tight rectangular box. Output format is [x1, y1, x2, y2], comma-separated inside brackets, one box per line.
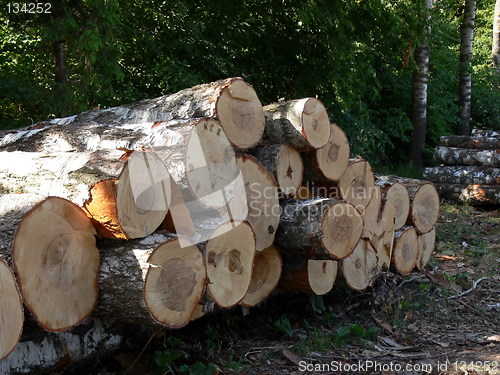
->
[205, 221, 256, 308]
[241, 245, 282, 307]
[12, 197, 99, 332]
[0, 259, 24, 361]
[144, 238, 206, 329]
[216, 78, 265, 149]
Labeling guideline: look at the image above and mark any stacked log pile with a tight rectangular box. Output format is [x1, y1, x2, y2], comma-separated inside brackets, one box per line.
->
[424, 129, 500, 205]
[0, 78, 440, 372]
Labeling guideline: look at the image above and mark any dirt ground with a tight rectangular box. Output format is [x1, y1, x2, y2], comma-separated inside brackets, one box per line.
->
[61, 202, 499, 375]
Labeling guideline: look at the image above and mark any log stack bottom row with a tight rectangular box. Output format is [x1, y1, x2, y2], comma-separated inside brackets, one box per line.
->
[0, 77, 440, 370]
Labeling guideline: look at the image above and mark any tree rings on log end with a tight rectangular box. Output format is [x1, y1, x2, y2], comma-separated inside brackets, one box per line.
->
[116, 151, 170, 239]
[12, 197, 99, 332]
[342, 240, 379, 292]
[321, 202, 364, 259]
[276, 145, 304, 196]
[300, 98, 330, 149]
[144, 238, 206, 329]
[0, 259, 23, 361]
[339, 159, 375, 209]
[392, 226, 418, 274]
[315, 123, 350, 181]
[216, 78, 265, 149]
[416, 228, 436, 270]
[241, 245, 282, 307]
[410, 182, 440, 234]
[384, 182, 410, 230]
[237, 155, 280, 251]
[307, 259, 338, 295]
[205, 221, 256, 308]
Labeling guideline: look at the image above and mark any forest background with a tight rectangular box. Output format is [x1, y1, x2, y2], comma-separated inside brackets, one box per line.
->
[1, 0, 499, 175]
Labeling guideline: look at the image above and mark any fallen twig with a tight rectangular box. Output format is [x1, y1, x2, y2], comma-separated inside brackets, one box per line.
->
[446, 277, 488, 300]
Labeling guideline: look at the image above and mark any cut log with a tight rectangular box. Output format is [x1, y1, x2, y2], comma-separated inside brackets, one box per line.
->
[12, 197, 99, 332]
[375, 178, 410, 230]
[471, 129, 499, 138]
[0, 259, 24, 362]
[0, 78, 265, 150]
[0, 318, 123, 374]
[376, 175, 439, 234]
[337, 158, 375, 210]
[204, 221, 256, 308]
[241, 245, 282, 307]
[376, 202, 396, 269]
[236, 155, 280, 251]
[275, 198, 363, 260]
[0, 149, 170, 239]
[280, 258, 338, 295]
[392, 226, 418, 274]
[302, 123, 350, 181]
[151, 118, 239, 209]
[435, 183, 500, 205]
[361, 186, 382, 240]
[361, 188, 396, 269]
[263, 98, 330, 150]
[249, 144, 303, 196]
[434, 146, 500, 167]
[423, 166, 500, 185]
[439, 135, 500, 149]
[416, 228, 436, 270]
[94, 233, 206, 328]
[341, 239, 379, 292]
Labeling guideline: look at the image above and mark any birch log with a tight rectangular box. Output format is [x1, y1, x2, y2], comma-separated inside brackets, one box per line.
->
[12, 197, 100, 332]
[302, 123, 350, 181]
[434, 146, 499, 167]
[237, 155, 280, 251]
[94, 233, 206, 329]
[471, 129, 499, 138]
[439, 135, 500, 149]
[392, 226, 419, 274]
[241, 245, 282, 307]
[263, 98, 330, 150]
[280, 258, 337, 295]
[275, 198, 363, 260]
[249, 144, 303, 196]
[0, 149, 170, 239]
[376, 175, 439, 234]
[375, 178, 410, 230]
[416, 228, 436, 270]
[338, 158, 376, 210]
[0, 318, 123, 374]
[0, 78, 265, 150]
[423, 166, 500, 185]
[341, 240, 379, 292]
[435, 183, 500, 205]
[0, 259, 24, 362]
[203, 221, 256, 308]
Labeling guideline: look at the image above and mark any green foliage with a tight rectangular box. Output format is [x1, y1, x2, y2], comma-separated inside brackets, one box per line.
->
[274, 315, 293, 337]
[1, 0, 498, 164]
[179, 362, 219, 375]
[152, 348, 186, 374]
[331, 324, 379, 346]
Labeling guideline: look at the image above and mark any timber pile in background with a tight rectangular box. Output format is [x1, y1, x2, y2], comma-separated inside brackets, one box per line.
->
[0, 77, 439, 373]
[424, 129, 500, 205]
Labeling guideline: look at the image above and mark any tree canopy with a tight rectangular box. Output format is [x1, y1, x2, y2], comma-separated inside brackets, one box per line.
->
[1, 0, 498, 170]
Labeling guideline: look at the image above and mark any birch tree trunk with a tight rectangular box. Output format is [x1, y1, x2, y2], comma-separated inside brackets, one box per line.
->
[492, 0, 500, 67]
[410, 0, 433, 168]
[458, 0, 477, 135]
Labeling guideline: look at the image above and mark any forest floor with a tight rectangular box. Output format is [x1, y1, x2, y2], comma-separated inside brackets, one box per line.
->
[63, 202, 499, 375]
